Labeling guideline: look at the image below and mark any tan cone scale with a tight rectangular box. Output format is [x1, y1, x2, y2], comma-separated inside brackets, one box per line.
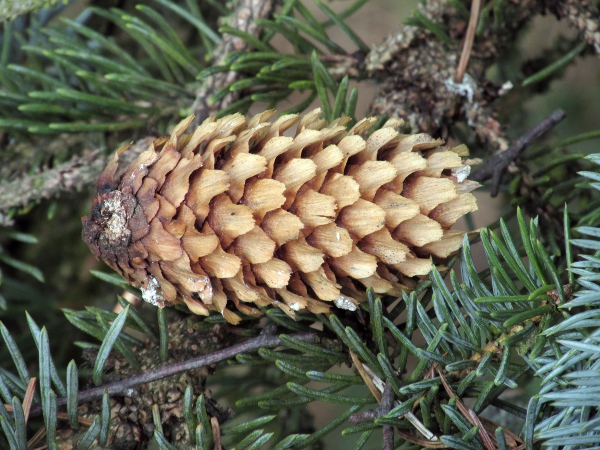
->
[82, 109, 478, 324]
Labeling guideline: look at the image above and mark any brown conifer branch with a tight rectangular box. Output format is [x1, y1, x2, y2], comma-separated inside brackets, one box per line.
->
[381, 382, 395, 450]
[367, 0, 547, 152]
[0, 151, 104, 215]
[347, 382, 394, 449]
[27, 331, 318, 419]
[0, 138, 154, 221]
[470, 109, 566, 196]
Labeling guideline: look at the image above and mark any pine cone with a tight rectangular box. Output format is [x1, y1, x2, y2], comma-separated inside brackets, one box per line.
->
[83, 109, 478, 323]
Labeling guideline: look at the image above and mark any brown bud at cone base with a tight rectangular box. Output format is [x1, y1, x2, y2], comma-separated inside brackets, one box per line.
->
[82, 109, 478, 324]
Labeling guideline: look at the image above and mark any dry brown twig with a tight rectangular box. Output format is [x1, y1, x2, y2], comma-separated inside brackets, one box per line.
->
[470, 109, 566, 196]
[366, 0, 587, 157]
[366, 0, 540, 152]
[455, 0, 482, 83]
[350, 362, 441, 447]
[347, 382, 394, 450]
[28, 330, 317, 419]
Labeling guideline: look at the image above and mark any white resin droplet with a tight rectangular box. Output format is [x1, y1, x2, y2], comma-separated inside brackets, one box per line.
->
[334, 295, 357, 311]
[141, 275, 165, 307]
[451, 165, 471, 183]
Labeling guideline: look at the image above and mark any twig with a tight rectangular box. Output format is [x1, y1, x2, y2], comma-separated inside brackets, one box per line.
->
[28, 331, 317, 419]
[367, 2, 542, 153]
[470, 109, 566, 196]
[0, 137, 154, 217]
[192, 0, 275, 126]
[0, 150, 99, 215]
[348, 382, 393, 422]
[356, 363, 439, 443]
[455, 0, 481, 83]
[381, 382, 394, 450]
[348, 383, 395, 449]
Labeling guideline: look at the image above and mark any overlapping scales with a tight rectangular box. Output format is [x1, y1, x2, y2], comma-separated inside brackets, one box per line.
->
[83, 109, 478, 323]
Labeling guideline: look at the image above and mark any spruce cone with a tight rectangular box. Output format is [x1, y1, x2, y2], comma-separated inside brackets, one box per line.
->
[83, 109, 478, 323]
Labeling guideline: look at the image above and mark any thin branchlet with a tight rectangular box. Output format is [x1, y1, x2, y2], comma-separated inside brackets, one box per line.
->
[28, 331, 318, 418]
[470, 109, 566, 196]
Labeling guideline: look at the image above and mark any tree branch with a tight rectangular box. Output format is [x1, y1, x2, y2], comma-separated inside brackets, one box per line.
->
[28, 330, 318, 419]
[470, 109, 566, 196]
[0, 138, 154, 221]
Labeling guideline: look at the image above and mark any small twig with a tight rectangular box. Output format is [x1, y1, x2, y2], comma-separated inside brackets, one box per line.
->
[380, 382, 393, 412]
[348, 382, 394, 425]
[455, 0, 481, 83]
[0, 150, 101, 214]
[192, 0, 275, 126]
[470, 109, 566, 196]
[0, 137, 154, 216]
[28, 331, 317, 419]
[356, 363, 439, 443]
[381, 382, 394, 450]
[382, 423, 394, 450]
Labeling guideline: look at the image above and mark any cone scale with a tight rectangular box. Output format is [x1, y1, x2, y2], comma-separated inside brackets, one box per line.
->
[83, 109, 478, 323]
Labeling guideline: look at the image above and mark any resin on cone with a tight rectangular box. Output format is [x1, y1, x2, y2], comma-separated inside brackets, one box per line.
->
[82, 109, 478, 323]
